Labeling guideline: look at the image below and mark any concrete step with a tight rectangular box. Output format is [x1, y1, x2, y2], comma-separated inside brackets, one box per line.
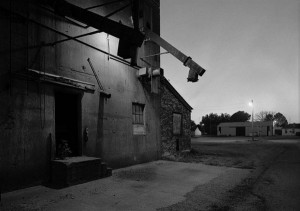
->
[51, 156, 112, 188]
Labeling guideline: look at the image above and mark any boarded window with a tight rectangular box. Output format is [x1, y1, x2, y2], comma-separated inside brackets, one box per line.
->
[132, 103, 144, 125]
[173, 113, 182, 135]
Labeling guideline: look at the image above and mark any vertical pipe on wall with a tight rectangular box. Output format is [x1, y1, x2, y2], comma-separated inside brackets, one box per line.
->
[39, 49, 46, 129]
[9, 0, 12, 96]
[26, 0, 29, 95]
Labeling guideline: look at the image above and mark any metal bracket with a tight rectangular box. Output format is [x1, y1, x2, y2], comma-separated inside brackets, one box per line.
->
[183, 56, 191, 66]
[87, 58, 111, 98]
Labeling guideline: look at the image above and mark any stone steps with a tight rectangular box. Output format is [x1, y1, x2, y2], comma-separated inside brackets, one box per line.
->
[51, 156, 112, 188]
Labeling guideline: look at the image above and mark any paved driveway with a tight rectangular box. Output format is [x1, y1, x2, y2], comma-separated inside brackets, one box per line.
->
[1, 160, 249, 211]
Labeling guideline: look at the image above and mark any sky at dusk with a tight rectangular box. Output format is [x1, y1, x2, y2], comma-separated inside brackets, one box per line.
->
[160, 0, 300, 124]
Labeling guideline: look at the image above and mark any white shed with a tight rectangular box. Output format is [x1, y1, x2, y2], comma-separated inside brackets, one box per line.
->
[194, 127, 202, 136]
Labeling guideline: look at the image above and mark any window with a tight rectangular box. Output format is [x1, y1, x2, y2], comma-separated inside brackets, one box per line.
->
[173, 113, 182, 135]
[132, 103, 144, 125]
[132, 103, 145, 135]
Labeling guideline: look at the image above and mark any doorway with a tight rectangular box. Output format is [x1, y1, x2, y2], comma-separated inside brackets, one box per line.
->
[236, 127, 246, 136]
[55, 92, 81, 157]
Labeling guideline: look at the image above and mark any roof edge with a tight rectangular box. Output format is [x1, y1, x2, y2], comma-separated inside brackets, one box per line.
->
[161, 77, 193, 111]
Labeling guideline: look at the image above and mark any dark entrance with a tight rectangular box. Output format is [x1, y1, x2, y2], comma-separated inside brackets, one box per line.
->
[55, 92, 80, 157]
[236, 127, 246, 136]
[176, 139, 179, 151]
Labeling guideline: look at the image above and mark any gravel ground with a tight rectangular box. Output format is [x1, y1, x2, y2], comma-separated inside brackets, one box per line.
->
[2, 137, 299, 211]
[161, 138, 300, 210]
[158, 168, 249, 211]
[1, 160, 245, 211]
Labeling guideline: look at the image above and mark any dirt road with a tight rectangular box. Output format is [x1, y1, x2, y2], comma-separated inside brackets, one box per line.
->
[162, 137, 300, 210]
[233, 140, 300, 210]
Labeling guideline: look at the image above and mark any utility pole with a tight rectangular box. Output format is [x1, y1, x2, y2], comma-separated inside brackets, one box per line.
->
[248, 100, 254, 141]
[250, 100, 254, 141]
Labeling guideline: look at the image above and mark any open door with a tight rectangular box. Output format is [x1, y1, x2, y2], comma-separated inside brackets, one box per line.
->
[55, 92, 81, 157]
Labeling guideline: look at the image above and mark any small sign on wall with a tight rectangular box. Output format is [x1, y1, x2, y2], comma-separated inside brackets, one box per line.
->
[133, 124, 146, 135]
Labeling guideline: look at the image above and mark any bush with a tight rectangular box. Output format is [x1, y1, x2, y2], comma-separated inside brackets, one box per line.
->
[57, 140, 72, 159]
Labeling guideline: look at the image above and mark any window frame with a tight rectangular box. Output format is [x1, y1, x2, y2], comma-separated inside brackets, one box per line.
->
[132, 103, 145, 125]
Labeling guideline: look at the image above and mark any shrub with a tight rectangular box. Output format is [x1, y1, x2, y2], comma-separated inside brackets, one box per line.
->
[57, 140, 72, 159]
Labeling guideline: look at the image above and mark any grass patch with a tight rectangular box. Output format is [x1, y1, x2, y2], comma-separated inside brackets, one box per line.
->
[165, 146, 255, 169]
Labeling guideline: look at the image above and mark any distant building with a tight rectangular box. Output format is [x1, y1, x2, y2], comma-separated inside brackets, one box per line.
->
[161, 77, 192, 156]
[274, 126, 283, 135]
[282, 124, 300, 136]
[217, 121, 273, 136]
[194, 126, 202, 137]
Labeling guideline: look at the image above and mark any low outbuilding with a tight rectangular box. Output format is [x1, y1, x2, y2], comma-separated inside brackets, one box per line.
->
[217, 121, 273, 136]
[193, 126, 202, 137]
[282, 124, 300, 136]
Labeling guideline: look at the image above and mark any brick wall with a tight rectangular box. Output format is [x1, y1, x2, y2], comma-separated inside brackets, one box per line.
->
[160, 80, 191, 156]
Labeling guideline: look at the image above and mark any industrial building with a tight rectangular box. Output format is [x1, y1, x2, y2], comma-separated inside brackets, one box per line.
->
[0, 0, 205, 192]
[217, 121, 273, 137]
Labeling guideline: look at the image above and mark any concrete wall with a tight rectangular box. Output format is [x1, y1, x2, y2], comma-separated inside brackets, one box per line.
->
[160, 82, 191, 156]
[0, 0, 161, 192]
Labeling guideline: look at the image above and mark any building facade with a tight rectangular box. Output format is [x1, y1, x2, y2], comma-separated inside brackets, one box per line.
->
[194, 126, 202, 137]
[0, 0, 161, 192]
[160, 77, 192, 156]
[217, 121, 273, 136]
[282, 124, 300, 136]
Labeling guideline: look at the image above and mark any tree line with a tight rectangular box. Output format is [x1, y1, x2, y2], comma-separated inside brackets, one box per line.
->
[191, 110, 288, 135]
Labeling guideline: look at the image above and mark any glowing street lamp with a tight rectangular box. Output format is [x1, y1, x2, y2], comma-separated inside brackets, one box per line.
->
[249, 100, 254, 141]
[273, 120, 277, 135]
